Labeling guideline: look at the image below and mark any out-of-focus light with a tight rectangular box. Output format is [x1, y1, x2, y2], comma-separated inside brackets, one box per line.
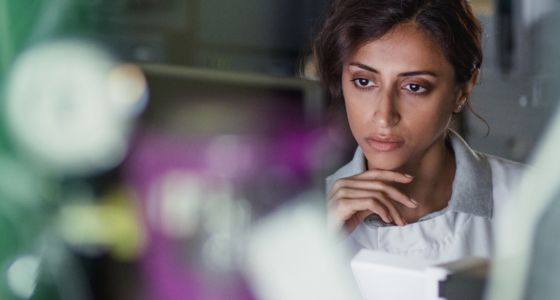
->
[158, 171, 205, 239]
[4, 40, 143, 175]
[202, 234, 237, 271]
[57, 189, 146, 260]
[201, 185, 249, 271]
[520, 95, 528, 108]
[202, 190, 249, 235]
[148, 169, 250, 271]
[303, 54, 319, 80]
[7, 255, 40, 299]
[206, 135, 255, 178]
[58, 205, 109, 245]
[108, 63, 149, 117]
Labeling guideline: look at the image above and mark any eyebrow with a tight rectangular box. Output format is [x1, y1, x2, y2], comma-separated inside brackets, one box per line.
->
[348, 62, 438, 77]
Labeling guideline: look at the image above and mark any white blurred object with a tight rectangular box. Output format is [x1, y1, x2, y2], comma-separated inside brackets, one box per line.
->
[351, 250, 441, 300]
[485, 102, 560, 299]
[4, 40, 148, 175]
[351, 250, 488, 300]
[522, 0, 557, 26]
[245, 192, 361, 300]
[7, 255, 41, 299]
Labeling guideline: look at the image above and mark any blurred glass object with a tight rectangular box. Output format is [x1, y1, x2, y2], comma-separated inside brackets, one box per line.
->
[485, 0, 560, 299]
[121, 111, 344, 299]
[245, 196, 361, 300]
[7, 255, 41, 299]
[0, 2, 346, 299]
[5, 40, 147, 176]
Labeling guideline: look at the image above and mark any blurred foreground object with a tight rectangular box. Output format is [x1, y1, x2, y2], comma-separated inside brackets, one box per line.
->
[5, 40, 148, 176]
[485, 0, 560, 299]
[245, 197, 361, 300]
[485, 91, 560, 300]
[0, 38, 149, 300]
[485, 80, 560, 298]
[351, 250, 488, 300]
[123, 125, 343, 299]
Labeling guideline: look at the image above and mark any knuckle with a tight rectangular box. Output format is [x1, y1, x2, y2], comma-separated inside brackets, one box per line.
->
[332, 179, 343, 190]
[336, 199, 350, 211]
[370, 191, 382, 198]
[370, 181, 385, 191]
[335, 188, 348, 199]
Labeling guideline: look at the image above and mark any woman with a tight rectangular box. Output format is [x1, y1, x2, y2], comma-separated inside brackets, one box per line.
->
[317, 0, 526, 262]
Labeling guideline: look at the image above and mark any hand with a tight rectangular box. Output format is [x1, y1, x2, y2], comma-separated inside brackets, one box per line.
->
[327, 170, 418, 239]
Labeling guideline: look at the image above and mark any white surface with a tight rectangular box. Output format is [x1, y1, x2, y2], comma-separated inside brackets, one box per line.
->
[486, 97, 560, 299]
[245, 192, 361, 300]
[351, 249, 448, 300]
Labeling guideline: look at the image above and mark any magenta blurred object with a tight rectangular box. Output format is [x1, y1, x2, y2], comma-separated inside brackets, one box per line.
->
[123, 125, 333, 300]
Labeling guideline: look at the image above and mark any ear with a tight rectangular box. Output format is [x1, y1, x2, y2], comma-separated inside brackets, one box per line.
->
[454, 68, 480, 113]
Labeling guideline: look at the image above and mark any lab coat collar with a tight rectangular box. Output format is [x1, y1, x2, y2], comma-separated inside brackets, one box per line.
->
[344, 130, 493, 219]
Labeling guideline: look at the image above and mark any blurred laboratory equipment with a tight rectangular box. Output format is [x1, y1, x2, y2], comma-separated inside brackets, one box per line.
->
[245, 198, 361, 300]
[1, 17, 353, 300]
[117, 61, 353, 299]
[466, 0, 560, 162]
[485, 0, 560, 299]
[351, 250, 488, 300]
[0, 35, 150, 300]
[5, 40, 147, 175]
[0, 1, 354, 299]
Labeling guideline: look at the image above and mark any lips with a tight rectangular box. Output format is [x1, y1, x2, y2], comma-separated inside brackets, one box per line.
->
[365, 136, 404, 152]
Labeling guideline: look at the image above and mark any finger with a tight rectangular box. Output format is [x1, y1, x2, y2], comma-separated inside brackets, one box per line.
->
[328, 183, 417, 209]
[372, 193, 406, 226]
[328, 172, 412, 199]
[329, 197, 393, 224]
[351, 169, 414, 184]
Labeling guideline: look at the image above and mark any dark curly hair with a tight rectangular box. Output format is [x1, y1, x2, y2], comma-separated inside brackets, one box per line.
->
[314, 0, 483, 111]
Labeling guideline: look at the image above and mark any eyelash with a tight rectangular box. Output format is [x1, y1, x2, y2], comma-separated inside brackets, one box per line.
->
[350, 78, 429, 95]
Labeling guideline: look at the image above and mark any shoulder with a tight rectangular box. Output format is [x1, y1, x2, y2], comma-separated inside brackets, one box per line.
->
[484, 153, 528, 187]
[482, 153, 529, 216]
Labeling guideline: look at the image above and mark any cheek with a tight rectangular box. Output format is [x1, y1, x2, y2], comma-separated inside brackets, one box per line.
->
[400, 93, 455, 137]
[408, 100, 454, 137]
[342, 91, 369, 139]
[343, 90, 367, 122]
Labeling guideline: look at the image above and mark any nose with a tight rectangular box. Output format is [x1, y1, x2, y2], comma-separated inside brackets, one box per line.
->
[373, 87, 400, 128]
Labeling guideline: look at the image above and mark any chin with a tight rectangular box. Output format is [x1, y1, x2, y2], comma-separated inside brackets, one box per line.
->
[364, 154, 406, 171]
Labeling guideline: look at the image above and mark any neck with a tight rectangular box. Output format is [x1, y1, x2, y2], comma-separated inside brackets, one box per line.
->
[369, 133, 456, 223]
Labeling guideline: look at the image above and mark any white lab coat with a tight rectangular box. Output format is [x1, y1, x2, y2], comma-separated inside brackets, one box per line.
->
[326, 131, 527, 263]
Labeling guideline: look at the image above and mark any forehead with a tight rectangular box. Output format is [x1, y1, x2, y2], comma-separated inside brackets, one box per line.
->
[347, 23, 454, 75]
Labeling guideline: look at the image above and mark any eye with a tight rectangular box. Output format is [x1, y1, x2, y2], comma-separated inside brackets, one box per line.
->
[404, 84, 427, 93]
[352, 78, 375, 88]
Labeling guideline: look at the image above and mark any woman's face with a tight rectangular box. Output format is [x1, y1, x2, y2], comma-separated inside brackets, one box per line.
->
[342, 23, 471, 171]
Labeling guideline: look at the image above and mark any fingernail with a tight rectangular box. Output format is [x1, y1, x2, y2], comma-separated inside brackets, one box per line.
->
[404, 174, 413, 178]
[410, 198, 418, 205]
[401, 217, 407, 226]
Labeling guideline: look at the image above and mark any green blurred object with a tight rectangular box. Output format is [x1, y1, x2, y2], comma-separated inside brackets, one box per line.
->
[0, 0, 43, 152]
[0, 153, 50, 300]
[0, 0, 42, 81]
[0, 1, 72, 299]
